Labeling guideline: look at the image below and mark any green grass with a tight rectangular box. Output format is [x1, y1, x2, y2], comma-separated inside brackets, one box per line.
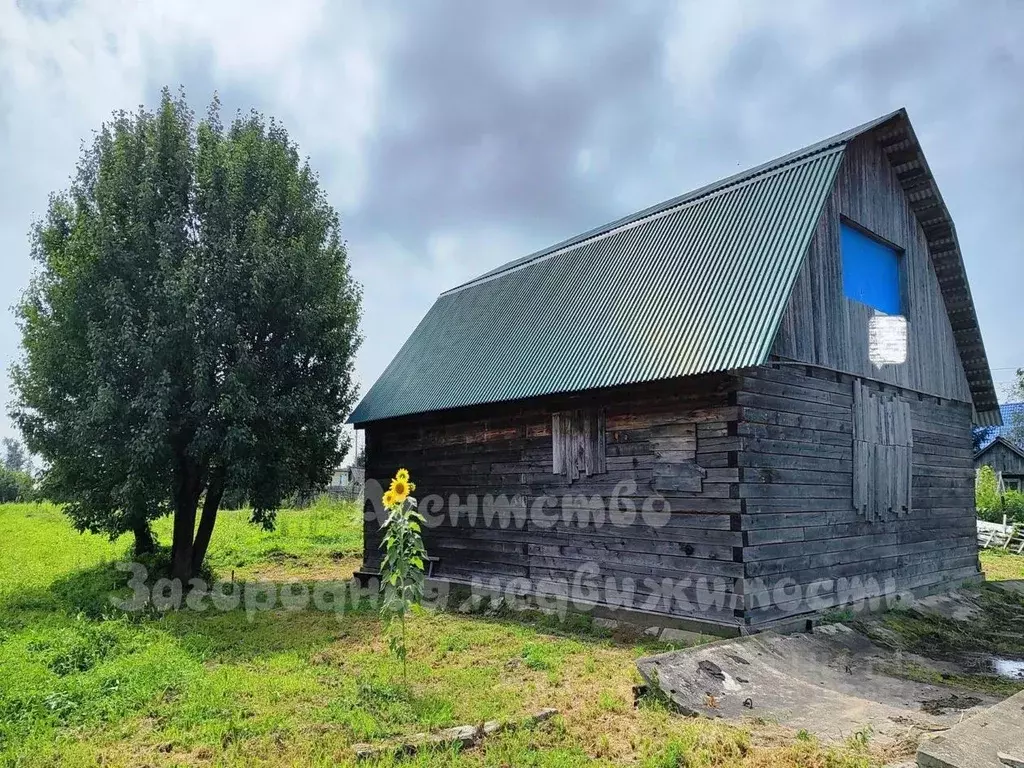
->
[980, 548, 1024, 582]
[157, 496, 365, 580]
[0, 502, 886, 766]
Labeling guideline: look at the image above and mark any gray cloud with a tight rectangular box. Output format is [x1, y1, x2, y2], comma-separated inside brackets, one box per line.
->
[1, 0, 1023, 446]
[353, 1, 675, 247]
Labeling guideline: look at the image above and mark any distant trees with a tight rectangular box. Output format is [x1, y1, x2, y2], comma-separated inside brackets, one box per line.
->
[0, 437, 35, 503]
[2, 438, 28, 474]
[0, 469, 34, 504]
[1011, 368, 1024, 445]
[972, 368, 1024, 453]
[11, 88, 362, 577]
[972, 425, 996, 453]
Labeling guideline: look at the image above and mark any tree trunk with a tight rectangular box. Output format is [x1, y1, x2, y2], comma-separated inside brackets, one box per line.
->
[170, 460, 203, 585]
[132, 521, 156, 557]
[191, 470, 225, 576]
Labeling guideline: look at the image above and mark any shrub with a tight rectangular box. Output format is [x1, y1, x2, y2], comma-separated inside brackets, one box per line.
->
[976, 466, 999, 519]
[1002, 489, 1024, 524]
[976, 465, 1024, 524]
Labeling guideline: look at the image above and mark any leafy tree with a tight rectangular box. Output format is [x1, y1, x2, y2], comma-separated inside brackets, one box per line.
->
[1, 438, 27, 473]
[11, 88, 362, 579]
[1010, 368, 1024, 446]
[0, 468, 35, 503]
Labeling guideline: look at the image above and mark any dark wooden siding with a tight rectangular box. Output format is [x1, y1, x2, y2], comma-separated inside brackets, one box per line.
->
[362, 374, 744, 629]
[772, 134, 972, 404]
[360, 363, 979, 631]
[975, 441, 1024, 478]
[738, 364, 979, 627]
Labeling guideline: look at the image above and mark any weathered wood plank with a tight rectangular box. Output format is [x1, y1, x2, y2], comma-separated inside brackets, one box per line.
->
[770, 134, 973, 404]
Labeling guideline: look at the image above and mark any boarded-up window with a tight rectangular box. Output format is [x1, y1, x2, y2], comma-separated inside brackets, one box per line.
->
[650, 422, 705, 493]
[552, 409, 606, 482]
[841, 221, 902, 315]
[853, 381, 912, 520]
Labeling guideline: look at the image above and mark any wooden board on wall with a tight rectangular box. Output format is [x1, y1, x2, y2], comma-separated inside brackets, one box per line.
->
[852, 379, 913, 520]
[738, 363, 977, 627]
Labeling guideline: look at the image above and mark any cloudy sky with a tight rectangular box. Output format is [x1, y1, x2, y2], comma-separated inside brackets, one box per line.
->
[1, 0, 1022, 446]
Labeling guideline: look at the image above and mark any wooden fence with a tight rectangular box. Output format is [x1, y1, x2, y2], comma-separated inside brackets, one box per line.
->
[977, 519, 1024, 554]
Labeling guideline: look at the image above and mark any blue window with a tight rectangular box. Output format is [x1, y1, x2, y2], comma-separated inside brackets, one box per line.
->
[841, 222, 902, 315]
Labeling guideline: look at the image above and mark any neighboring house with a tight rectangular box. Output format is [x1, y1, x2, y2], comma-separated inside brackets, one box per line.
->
[350, 108, 1000, 635]
[974, 404, 1024, 490]
[328, 465, 365, 494]
[330, 466, 350, 488]
[975, 437, 1024, 491]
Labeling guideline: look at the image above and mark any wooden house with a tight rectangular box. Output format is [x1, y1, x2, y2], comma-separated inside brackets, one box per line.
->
[350, 109, 1000, 634]
[974, 405, 1024, 490]
[975, 437, 1024, 491]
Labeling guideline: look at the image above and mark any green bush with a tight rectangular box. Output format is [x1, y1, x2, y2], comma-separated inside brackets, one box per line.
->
[976, 466, 999, 519]
[977, 465, 1024, 524]
[0, 468, 35, 503]
[1002, 490, 1024, 524]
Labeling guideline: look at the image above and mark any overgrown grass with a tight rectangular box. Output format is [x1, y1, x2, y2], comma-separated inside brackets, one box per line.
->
[980, 548, 1024, 582]
[0, 503, 885, 766]
[854, 582, 1024, 697]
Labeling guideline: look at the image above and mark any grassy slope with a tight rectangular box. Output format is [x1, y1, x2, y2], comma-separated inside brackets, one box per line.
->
[0, 502, 931, 767]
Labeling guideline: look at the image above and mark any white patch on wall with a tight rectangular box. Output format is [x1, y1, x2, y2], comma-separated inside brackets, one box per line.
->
[869, 313, 907, 366]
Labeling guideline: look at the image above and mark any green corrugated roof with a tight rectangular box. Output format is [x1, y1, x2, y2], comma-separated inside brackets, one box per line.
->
[350, 110, 995, 425]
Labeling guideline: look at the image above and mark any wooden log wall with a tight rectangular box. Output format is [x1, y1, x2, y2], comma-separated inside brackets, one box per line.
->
[737, 363, 979, 628]
[360, 364, 978, 632]
[361, 373, 745, 629]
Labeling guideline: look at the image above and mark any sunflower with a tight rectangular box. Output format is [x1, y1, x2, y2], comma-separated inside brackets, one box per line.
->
[395, 468, 410, 483]
[390, 477, 410, 503]
[382, 490, 397, 508]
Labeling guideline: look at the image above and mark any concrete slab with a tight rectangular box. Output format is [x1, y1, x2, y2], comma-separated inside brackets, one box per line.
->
[636, 623, 1000, 746]
[917, 690, 1024, 767]
[909, 590, 985, 623]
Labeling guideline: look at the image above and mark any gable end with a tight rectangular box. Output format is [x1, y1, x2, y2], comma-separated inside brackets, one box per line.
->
[772, 111, 999, 425]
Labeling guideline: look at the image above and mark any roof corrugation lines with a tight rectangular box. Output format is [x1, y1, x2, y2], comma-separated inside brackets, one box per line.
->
[351, 147, 843, 424]
[350, 110, 997, 425]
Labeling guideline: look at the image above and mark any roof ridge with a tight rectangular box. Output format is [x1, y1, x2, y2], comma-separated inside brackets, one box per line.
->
[440, 108, 905, 297]
[989, 435, 1024, 461]
[441, 145, 845, 297]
